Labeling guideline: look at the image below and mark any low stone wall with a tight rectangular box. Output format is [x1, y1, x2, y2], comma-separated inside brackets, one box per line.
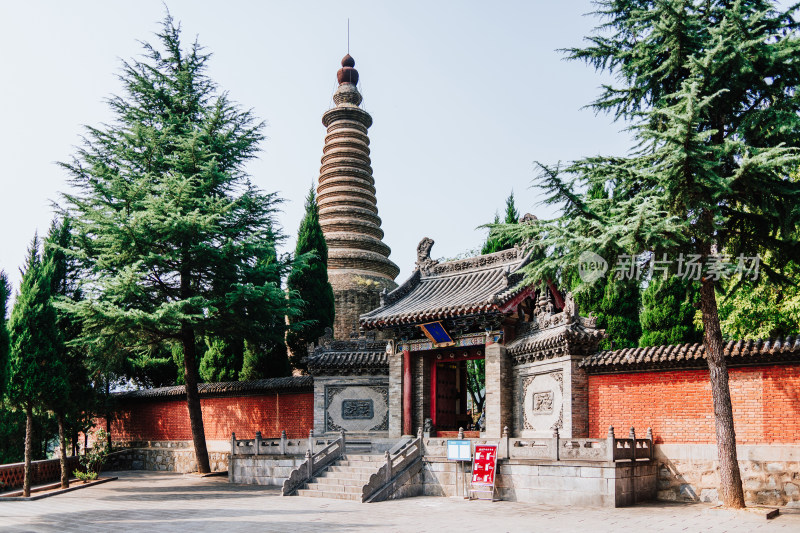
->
[104, 440, 229, 474]
[656, 444, 800, 507]
[420, 456, 656, 506]
[418, 438, 656, 507]
[228, 454, 306, 486]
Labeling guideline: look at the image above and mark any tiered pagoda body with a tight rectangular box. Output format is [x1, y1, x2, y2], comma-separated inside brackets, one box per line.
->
[317, 55, 399, 340]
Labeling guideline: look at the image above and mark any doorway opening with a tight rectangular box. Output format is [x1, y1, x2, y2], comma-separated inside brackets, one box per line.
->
[430, 353, 484, 436]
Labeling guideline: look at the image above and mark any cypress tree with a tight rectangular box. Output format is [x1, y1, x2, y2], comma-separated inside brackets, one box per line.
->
[285, 187, 335, 372]
[45, 218, 93, 487]
[640, 276, 701, 347]
[7, 236, 68, 496]
[0, 271, 9, 397]
[199, 338, 237, 382]
[60, 14, 293, 472]
[482, 191, 521, 254]
[500, 1, 800, 507]
[241, 223, 294, 380]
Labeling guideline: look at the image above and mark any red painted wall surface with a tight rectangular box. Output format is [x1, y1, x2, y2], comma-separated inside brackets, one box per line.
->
[588, 365, 800, 444]
[105, 392, 313, 442]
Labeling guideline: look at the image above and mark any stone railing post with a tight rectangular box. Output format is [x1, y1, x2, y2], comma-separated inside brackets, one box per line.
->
[384, 450, 392, 483]
[308, 429, 314, 455]
[607, 426, 615, 462]
[458, 427, 464, 440]
[280, 430, 287, 455]
[305, 450, 313, 479]
[629, 427, 636, 461]
[553, 427, 560, 461]
[502, 426, 510, 459]
[255, 431, 262, 456]
[340, 429, 346, 451]
[231, 432, 236, 455]
[646, 427, 654, 460]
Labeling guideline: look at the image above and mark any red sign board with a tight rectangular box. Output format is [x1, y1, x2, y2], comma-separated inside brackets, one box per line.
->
[471, 444, 498, 486]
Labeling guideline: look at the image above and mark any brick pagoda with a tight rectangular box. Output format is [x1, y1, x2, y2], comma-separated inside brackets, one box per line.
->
[317, 54, 399, 339]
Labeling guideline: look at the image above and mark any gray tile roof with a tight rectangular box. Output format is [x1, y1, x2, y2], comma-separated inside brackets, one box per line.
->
[580, 337, 800, 373]
[360, 247, 530, 328]
[307, 339, 389, 375]
[507, 319, 606, 362]
[114, 376, 313, 401]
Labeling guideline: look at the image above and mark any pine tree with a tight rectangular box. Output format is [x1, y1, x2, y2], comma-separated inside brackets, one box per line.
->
[285, 187, 335, 372]
[7, 236, 68, 496]
[60, 14, 293, 473]
[501, 1, 800, 508]
[640, 276, 701, 347]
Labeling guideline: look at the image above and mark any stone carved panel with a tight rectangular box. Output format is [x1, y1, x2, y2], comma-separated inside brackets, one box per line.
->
[521, 371, 564, 432]
[325, 385, 389, 432]
[342, 399, 374, 420]
[532, 391, 554, 414]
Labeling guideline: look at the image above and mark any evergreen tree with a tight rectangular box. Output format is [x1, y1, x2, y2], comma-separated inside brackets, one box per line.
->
[199, 338, 237, 382]
[60, 14, 294, 472]
[640, 276, 701, 347]
[482, 191, 520, 254]
[500, 1, 800, 508]
[285, 187, 335, 372]
[0, 271, 10, 396]
[7, 236, 68, 496]
[240, 224, 293, 380]
[45, 218, 94, 487]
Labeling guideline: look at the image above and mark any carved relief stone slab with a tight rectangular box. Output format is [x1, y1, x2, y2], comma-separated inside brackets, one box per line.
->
[521, 371, 564, 432]
[325, 385, 389, 432]
[342, 399, 374, 420]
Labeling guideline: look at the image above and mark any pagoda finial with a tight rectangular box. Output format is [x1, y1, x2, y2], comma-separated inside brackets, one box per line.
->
[337, 54, 359, 86]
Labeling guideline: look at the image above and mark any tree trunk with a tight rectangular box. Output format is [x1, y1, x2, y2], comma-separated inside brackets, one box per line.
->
[182, 324, 211, 473]
[105, 378, 113, 452]
[23, 405, 33, 498]
[57, 413, 69, 489]
[700, 277, 746, 508]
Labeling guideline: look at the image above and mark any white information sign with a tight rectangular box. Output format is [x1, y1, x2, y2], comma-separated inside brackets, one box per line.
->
[447, 439, 472, 461]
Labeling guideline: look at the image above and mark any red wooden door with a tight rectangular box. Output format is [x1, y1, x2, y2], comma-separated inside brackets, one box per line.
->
[435, 363, 458, 431]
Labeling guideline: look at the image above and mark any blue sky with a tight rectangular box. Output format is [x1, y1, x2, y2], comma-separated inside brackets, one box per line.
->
[0, 1, 699, 293]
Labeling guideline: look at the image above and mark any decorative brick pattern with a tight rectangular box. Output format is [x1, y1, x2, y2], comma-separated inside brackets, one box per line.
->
[587, 364, 800, 443]
[0, 456, 81, 491]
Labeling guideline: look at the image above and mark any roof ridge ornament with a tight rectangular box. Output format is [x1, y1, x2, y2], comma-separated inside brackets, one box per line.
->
[415, 237, 438, 272]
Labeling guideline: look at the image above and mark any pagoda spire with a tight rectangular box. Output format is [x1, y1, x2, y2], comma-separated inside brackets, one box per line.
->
[317, 54, 399, 340]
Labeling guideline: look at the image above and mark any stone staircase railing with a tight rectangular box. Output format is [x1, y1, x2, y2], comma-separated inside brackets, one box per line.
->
[281, 431, 346, 496]
[424, 426, 653, 463]
[361, 431, 423, 503]
[232, 430, 331, 456]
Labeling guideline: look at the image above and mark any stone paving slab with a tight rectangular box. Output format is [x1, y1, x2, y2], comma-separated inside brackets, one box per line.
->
[0, 470, 798, 532]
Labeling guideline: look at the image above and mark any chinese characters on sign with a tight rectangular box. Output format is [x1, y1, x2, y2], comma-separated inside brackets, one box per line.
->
[471, 444, 498, 486]
[613, 253, 760, 281]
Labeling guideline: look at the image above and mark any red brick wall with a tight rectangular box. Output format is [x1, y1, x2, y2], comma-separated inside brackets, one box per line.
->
[106, 392, 314, 442]
[588, 364, 800, 444]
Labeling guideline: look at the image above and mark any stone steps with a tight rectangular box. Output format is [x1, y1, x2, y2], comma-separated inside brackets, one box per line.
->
[305, 482, 363, 494]
[296, 451, 384, 502]
[296, 488, 362, 501]
[317, 471, 374, 483]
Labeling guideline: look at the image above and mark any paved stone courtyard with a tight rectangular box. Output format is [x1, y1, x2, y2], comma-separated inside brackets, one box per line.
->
[0, 471, 798, 532]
